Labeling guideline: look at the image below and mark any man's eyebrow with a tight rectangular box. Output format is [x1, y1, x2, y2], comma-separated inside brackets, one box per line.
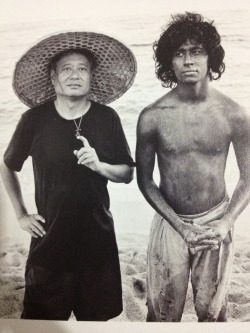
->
[61, 62, 89, 67]
[176, 45, 204, 51]
[191, 45, 205, 49]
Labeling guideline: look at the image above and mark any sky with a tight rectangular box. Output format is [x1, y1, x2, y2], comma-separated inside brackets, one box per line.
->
[1, 0, 250, 25]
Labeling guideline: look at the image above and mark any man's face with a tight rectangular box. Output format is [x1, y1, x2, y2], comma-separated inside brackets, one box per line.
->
[171, 40, 209, 85]
[51, 53, 92, 98]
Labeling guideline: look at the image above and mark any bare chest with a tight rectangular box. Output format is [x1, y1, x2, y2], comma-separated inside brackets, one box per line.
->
[157, 107, 232, 155]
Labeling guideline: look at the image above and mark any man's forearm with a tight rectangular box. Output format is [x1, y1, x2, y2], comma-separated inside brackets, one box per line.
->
[138, 178, 186, 236]
[0, 161, 28, 219]
[222, 178, 250, 228]
[97, 163, 134, 184]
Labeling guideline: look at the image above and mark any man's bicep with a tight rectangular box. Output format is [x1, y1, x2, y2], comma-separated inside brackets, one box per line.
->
[232, 108, 250, 178]
[136, 113, 157, 181]
[233, 141, 250, 179]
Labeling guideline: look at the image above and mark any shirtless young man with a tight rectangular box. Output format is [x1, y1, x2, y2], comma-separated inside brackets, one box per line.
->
[136, 12, 250, 322]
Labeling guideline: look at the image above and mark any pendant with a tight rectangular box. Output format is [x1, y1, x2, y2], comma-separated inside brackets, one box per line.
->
[76, 129, 81, 137]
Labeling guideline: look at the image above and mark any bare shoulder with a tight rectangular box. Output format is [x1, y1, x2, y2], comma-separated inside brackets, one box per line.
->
[212, 89, 250, 143]
[138, 90, 175, 127]
[213, 88, 249, 122]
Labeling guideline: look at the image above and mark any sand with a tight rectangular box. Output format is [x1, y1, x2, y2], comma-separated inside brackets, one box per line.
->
[1, 233, 250, 323]
[1, 184, 250, 324]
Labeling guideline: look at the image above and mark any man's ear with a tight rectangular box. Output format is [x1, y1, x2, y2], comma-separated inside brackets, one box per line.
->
[50, 69, 55, 86]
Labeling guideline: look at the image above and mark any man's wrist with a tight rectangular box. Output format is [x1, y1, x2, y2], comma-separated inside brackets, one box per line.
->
[17, 212, 28, 220]
[95, 161, 104, 174]
[226, 220, 233, 231]
[177, 219, 191, 240]
[221, 216, 234, 231]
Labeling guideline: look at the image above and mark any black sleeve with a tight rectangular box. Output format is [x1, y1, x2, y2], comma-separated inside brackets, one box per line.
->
[4, 112, 33, 171]
[113, 112, 135, 167]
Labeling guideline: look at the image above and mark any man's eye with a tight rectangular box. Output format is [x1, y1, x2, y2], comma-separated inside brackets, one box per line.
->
[192, 49, 205, 55]
[174, 51, 184, 57]
[63, 67, 71, 71]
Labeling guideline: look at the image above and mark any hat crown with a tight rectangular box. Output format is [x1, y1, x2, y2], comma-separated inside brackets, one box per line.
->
[13, 31, 137, 107]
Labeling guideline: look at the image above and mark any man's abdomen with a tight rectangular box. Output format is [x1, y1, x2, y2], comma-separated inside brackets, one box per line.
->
[158, 152, 227, 214]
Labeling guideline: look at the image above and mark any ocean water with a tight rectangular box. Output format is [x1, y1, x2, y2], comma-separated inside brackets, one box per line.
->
[0, 9, 250, 235]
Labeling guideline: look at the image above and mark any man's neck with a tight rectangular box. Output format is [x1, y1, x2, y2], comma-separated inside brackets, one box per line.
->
[54, 96, 90, 119]
[175, 79, 210, 103]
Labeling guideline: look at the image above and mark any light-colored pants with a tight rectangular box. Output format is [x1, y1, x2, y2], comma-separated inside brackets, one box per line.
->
[147, 196, 234, 322]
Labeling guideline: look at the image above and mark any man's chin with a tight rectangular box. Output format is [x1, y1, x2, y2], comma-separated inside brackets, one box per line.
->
[68, 94, 88, 100]
[60, 92, 89, 99]
[181, 79, 200, 85]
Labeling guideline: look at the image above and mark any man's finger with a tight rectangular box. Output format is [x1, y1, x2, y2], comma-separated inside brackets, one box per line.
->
[28, 227, 38, 238]
[76, 135, 90, 147]
[31, 223, 45, 237]
[194, 239, 218, 246]
[191, 244, 217, 254]
[78, 153, 95, 164]
[30, 231, 38, 238]
[34, 214, 45, 223]
[194, 230, 216, 241]
[82, 157, 95, 164]
[191, 223, 211, 232]
[187, 239, 218, 248]
[33, 221, 46, 235]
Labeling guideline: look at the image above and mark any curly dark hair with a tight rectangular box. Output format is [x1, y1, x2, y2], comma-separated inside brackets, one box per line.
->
[153, 12, 225, 88]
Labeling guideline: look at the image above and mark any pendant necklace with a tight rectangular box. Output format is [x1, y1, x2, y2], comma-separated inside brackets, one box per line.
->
[73, 116, 83, 137]
[72, 101, 90, 137]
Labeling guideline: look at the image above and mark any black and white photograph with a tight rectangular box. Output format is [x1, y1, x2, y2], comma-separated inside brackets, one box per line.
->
[0, 0, 250, 332]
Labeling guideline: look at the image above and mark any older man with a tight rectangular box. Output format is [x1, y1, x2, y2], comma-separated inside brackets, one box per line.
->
[1, 32, 136, 320]
[136, 13, 250, 322]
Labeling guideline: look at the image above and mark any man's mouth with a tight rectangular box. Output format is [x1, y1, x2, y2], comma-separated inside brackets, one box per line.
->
[182, 70, 197, 74]
[67, 84, 81, 87]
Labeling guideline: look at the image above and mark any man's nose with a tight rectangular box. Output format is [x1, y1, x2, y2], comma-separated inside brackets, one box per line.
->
[184, 52, 194, 66]
[70, 69, 80, 78]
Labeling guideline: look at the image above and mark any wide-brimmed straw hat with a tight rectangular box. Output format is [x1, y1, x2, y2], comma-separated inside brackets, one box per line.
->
[13, 31, 137, 107]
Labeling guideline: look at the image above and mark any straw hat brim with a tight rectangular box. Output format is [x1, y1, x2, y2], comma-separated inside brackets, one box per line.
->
[13, 31, 137, 107]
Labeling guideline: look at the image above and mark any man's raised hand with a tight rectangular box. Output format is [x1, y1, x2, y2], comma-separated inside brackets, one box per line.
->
[73, 136, 101, 172]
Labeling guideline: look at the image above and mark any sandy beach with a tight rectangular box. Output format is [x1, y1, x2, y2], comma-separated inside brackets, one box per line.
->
[1, 183, 250, 323]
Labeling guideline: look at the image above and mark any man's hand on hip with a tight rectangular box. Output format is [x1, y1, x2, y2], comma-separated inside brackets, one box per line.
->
[18, 213, 46, 238]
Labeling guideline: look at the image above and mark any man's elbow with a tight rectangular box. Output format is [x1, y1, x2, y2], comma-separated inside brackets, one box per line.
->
[239, 173, 250, 188]
[0, 160, 17, 179]
[0, 160, 7, 175]
[136, 174, 148, 193]
[124, 167, 134, 184]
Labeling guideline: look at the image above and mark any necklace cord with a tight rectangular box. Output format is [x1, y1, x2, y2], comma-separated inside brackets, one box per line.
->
[51, 62, 88, 137]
